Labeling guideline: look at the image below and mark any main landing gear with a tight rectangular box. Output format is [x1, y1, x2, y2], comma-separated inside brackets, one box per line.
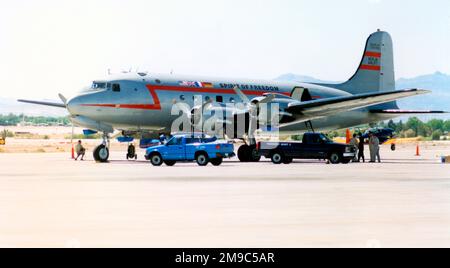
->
[237, 143, 261, 162]
[93, 133, 110, 162]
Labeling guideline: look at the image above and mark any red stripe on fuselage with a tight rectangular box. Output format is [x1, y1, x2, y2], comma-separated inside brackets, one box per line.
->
[81, 85, 293, 110]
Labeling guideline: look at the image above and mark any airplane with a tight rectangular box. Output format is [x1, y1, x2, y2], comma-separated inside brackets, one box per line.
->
[353, 127, 397, 151]
[18, 30, 445, 163]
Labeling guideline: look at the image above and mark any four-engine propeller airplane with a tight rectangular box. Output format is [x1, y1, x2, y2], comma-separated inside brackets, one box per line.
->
[19, 30, 445, 162]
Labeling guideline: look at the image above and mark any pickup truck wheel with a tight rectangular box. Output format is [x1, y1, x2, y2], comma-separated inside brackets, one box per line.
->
[164, 160, 176, 166]
[341, 159, 351, 164]
[150, 153, 163, 166]
[283, 157, 293, 164]
[210, 158, 223, 166]
[271, 152, 284, 164]
[196, 153, 209, 166]
[329, 152, 341, 164]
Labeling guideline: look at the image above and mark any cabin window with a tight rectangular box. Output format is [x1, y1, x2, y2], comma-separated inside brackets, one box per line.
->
[216, 96, 223, 103]
[112, 84, 121, 92]
[229, 97, 235, 103]
[205, 96, 210, 101]
[180, 95, 185, 101]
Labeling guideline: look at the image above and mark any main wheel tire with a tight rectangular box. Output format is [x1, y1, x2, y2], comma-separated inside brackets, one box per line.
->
[391, 144, 396, 151]
[283, 157, 293, 164]
[210, 158, 223, 166]
[150, 153, 163, 166]
[93, 144, 109, 162]
[196, 153, 209, 166]
[249, 146, 261, 162]
[329, 152, 341, 164]
[164, 160, 176, 166]
[271, 151, 284, 164]
[237, 145, 250, 162]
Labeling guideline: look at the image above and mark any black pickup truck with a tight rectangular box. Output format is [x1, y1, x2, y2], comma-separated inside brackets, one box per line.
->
[257, 133, 356, 164]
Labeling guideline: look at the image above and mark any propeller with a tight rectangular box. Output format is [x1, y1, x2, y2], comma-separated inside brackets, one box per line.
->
[174, 98, 213, 128]
[58, 93, 74, 159]
[231, 87, 278, 144]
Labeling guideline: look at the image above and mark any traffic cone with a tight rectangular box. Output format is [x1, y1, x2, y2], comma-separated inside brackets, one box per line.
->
[346, 129, 351, 144]
[415, 144, 420, 156]
[71, 144, 75, 159]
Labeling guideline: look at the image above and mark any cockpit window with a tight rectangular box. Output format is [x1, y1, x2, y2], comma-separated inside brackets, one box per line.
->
[91, 82, 107, 89]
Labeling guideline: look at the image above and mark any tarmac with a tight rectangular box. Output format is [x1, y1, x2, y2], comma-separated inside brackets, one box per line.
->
[0, 142, 449, 247]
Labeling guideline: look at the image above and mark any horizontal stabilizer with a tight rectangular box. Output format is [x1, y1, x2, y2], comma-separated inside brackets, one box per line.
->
[17, 99, 66, 108]
[370, 109, 447, 114]
[281, 88, 428, 127]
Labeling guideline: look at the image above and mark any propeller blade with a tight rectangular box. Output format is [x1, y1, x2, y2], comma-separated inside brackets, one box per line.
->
[58, 93, 67, 106]
[258, 94, 276, 104]
[233, 86, 250, 103]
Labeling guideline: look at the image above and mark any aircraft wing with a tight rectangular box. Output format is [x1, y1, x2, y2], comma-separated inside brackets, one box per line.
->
[17, 99, 66, 108]
[281, 88, 428, 127]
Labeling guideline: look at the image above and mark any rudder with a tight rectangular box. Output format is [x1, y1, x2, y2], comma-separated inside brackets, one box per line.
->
[321, 30, 396, 95]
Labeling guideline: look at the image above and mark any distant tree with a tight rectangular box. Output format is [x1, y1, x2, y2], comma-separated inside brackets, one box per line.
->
[396, 120, 404, 132]
[427, 119, 444, 132]
[387, 119, 396, 130]
[444, 120, 450, 132]
[432, 130, 443, 140]
[406, 117, 421, 134]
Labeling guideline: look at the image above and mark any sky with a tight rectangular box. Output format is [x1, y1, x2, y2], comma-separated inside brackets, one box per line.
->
[0, 0, 449, 99]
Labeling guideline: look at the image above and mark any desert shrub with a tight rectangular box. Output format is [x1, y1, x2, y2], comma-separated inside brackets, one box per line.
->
[404, 129, 416, 138]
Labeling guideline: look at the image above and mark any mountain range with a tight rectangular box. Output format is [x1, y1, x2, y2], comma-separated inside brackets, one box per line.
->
[0, 72, 448, 120]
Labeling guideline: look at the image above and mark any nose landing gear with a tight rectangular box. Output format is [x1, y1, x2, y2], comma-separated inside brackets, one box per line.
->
[93, 133, 110, 162]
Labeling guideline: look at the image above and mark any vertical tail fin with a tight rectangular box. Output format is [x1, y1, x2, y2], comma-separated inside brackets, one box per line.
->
[319, 30, 396, 94]
[316, 30, 398, 109]
[341, 30, 395, 94]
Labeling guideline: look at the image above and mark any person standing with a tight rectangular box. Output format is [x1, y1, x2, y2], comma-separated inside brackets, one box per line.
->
[358, 133, 365, 162]
[373, 135, 381, 162]
[369, 133, 381, 162]
[349, 133, 359, 162]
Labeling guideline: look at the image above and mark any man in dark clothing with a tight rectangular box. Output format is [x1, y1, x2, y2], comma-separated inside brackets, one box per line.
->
[358, 133, 365, 162]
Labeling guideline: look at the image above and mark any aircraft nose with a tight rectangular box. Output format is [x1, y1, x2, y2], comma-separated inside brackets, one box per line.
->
[66, 96, 81, 115]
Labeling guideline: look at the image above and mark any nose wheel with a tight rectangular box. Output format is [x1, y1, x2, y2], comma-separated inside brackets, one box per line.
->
[93, 144, 109, 162]
[93, 133, 110, 162]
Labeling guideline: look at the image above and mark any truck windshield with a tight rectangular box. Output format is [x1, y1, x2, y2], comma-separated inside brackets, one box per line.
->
[318, 134, 332, 143]
[167, 137, 183, 145]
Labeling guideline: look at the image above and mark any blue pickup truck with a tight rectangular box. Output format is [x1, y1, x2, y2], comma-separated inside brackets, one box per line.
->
[144, 134, 235, 166]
